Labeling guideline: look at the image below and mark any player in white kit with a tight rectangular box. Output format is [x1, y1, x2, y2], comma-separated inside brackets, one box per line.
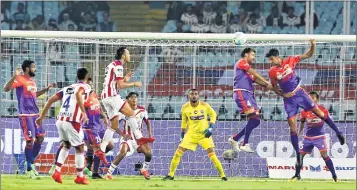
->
[36, 68, 91, 185]
[105, 92, 155, 180]
[98, 47, 149, 165]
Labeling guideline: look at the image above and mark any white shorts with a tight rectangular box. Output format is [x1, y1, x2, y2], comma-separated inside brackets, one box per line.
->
[102, 95, 126, 120]
[56, 120, 84, 147]
[119, 138, 139, 157]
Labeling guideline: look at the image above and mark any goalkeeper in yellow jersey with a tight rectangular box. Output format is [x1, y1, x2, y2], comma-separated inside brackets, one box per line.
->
[162, 89, 227, 181]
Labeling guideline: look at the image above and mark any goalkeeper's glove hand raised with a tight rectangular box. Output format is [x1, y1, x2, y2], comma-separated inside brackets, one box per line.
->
[204, 123, 214, 138]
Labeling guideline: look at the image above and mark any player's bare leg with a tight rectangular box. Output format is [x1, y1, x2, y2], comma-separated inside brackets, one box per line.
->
[138, 144, 153, 180]
[320, 151, 338, 182]
[310, 107, 345, 145]
[74, 144, 90, 185]
[290, 153, 304, 182]
[106, 143, 129, 179]
[288, 116, 301, 165]
[206, 148, 227, 181]
[52, 141, 71, 184]
[92, 142, 114, 179]
[163, 146, 187, 180]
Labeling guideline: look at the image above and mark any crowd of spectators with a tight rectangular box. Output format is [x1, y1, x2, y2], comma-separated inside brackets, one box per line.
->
[163, 1, 319, 33]
[1, 1, 117, 32]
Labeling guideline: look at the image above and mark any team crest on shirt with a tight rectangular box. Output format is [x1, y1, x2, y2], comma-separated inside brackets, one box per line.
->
[194, 110, 198, 114]
[200, 110, 204, 114]
[26, 86, 37, 92]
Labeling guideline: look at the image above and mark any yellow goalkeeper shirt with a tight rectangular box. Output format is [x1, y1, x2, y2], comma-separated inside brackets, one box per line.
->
[181, 101, 217, 134]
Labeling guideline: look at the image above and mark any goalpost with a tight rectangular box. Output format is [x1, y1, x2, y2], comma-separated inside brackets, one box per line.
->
[0, 30, 355, 179]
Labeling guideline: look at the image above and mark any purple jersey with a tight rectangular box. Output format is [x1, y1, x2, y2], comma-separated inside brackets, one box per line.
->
[233, 59, 255, 93]
[12, 75, 39, 115]
[83, 91, 102, 129]
[301, 105, 329, 137]
[268, 56, 302, 93]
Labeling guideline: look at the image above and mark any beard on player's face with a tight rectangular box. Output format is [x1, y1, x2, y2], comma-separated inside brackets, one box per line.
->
[29, 70, 36, 77]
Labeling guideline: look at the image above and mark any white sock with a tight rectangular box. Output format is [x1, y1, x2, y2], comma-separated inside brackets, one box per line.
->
[101, 128, 115, 152]
[108, 163, 117, 175]
[142, 162, 150, 170]
[75, 152, 85, 177]
[55, 147, 69, 172]
[127, 117, 143, 139]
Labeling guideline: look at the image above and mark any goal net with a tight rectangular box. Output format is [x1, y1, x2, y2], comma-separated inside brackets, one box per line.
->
[0, 31, 355, 179]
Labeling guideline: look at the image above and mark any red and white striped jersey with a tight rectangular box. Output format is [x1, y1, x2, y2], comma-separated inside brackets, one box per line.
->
[56, 82, 91, 123]
[119, 105, 149, 137]
[101, 60, 124, 99]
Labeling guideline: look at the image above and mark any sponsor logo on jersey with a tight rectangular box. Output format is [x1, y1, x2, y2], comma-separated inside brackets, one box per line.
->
[190, 115, 205, 120]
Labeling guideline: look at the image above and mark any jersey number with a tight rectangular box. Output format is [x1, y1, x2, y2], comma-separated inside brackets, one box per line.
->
[62, 96, 71, 111]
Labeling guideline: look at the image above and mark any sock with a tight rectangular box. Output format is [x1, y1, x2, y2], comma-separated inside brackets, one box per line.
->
[324, 116, 341, 135]
[101, 128, 115, 152]
[242, 115, 260, 145]
[127, 116, 143, 139]
[55, 147, 69, 172]
[208, 152, 226, 178]
[86, 149, 93, 170]
[232, 128, 245, 141]
[168, 149, 184, 177]
[93, 155, 101, 173]
[54, 145, 63, 164]
[75, 152, 85, 177]
[142, 162, 150, 171]
[25, 145, 33, 171]
[324, 156, 337, 177]
[294, 154, 304, 176]
[290, 132, 300, 157]
[108, 163, 117, 175]
[32, 141, 42, 163]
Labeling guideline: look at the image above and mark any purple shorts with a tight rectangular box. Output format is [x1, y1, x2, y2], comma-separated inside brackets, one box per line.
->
[283, 88, 316, 119]
[83, 124, 106, 147]
[300, 136, 327, 154]
[234, 90, 259, 113]
[19, 115, 45, 141]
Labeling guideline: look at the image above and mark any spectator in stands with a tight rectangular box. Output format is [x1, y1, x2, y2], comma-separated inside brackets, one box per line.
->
[167, 1, 184, 21]
[175, 20, 184, 32]
[191, 15, 210, 33]
[1, 5, 10, 23]
[68, 24, 76, 31]
[14, 20, 26, 30]
[202, 2, 217, 25]
[59, 1, 77, 24]
[12, 3, 30, 24]
[218, 104, 228, 118]
[283, 7, 300, 27]
[228, 15, 242, 33]
[328, 105, 336, 115]
[237, 8, 249, 31]
[148, 103, 156, 113]
[29, 15, 46, 30]
[251, 8, 266, 27]
[218, 3, 232, 26]
[59, 13, 77, 31]
[46, 18, 59, 31]
[79, 13, 97, 31]
[299, 11, 319, 29]
[181, 5, 198, 27]
[96, 11, 116, 32]
[211, 16, 227, 33]
[81, 2, 97, 23]
[266, 6, 283, 28]
[270, 105, 282, 120]
[162, 103, 174, 117]
[246, 13, 263, 33]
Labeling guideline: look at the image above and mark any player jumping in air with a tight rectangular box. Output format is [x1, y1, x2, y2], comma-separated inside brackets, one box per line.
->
[266, 39, 345, 166]
[228, 48, 272, 153]
[36, 68, 92, 185]
[99, 47, 149, 165]
[163, 89, 227, 181]
[3, 60, 55, 178]
[105, 92, 154, 180]
[291, 91, 343, 182]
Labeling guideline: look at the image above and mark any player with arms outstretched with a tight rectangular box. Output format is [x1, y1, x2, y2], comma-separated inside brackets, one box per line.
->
[163, 89, 227, 181]
[98, 47, 148, 165]
[3, 60, 55, 178]
[291, 91, 343, 182]
[228, 48, 272, 153]
[266, 39, 345, 166]
[36, 68, 91, 185]
[105, 92, 154, 180]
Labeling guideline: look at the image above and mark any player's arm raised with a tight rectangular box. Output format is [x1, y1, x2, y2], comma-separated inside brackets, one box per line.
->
[204, 103, 217, 138]
[36, 92, 62, 126]
[255, 78, 273, 91]
[3, 68, 21, 92]
[36, 83, 56, 97]
[76, 87, 88, 124]
[247, 68, 270, 86]
[299, 39, 316, 60]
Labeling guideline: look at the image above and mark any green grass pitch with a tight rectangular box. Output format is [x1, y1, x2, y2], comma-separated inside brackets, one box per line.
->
[2, 175, 355, 190]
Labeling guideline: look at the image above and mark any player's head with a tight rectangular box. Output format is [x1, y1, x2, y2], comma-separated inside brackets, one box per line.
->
[115, 47, 130, 63]
[188, 88, 199, 103]
[266, 49, 281, 66]
[87, 77, 94, 90]
[77, 68, 89, 83]
[22, 60, 36, 77]
[241, 48, 256, 64]
[309, 91, 320, 103]
[126, 92, 139, 107]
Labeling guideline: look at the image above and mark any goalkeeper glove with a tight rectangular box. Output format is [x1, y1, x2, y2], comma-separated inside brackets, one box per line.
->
[337, 133, 345, 145]
[180, 132, 185, 142]
[204, 123, 214, 138]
